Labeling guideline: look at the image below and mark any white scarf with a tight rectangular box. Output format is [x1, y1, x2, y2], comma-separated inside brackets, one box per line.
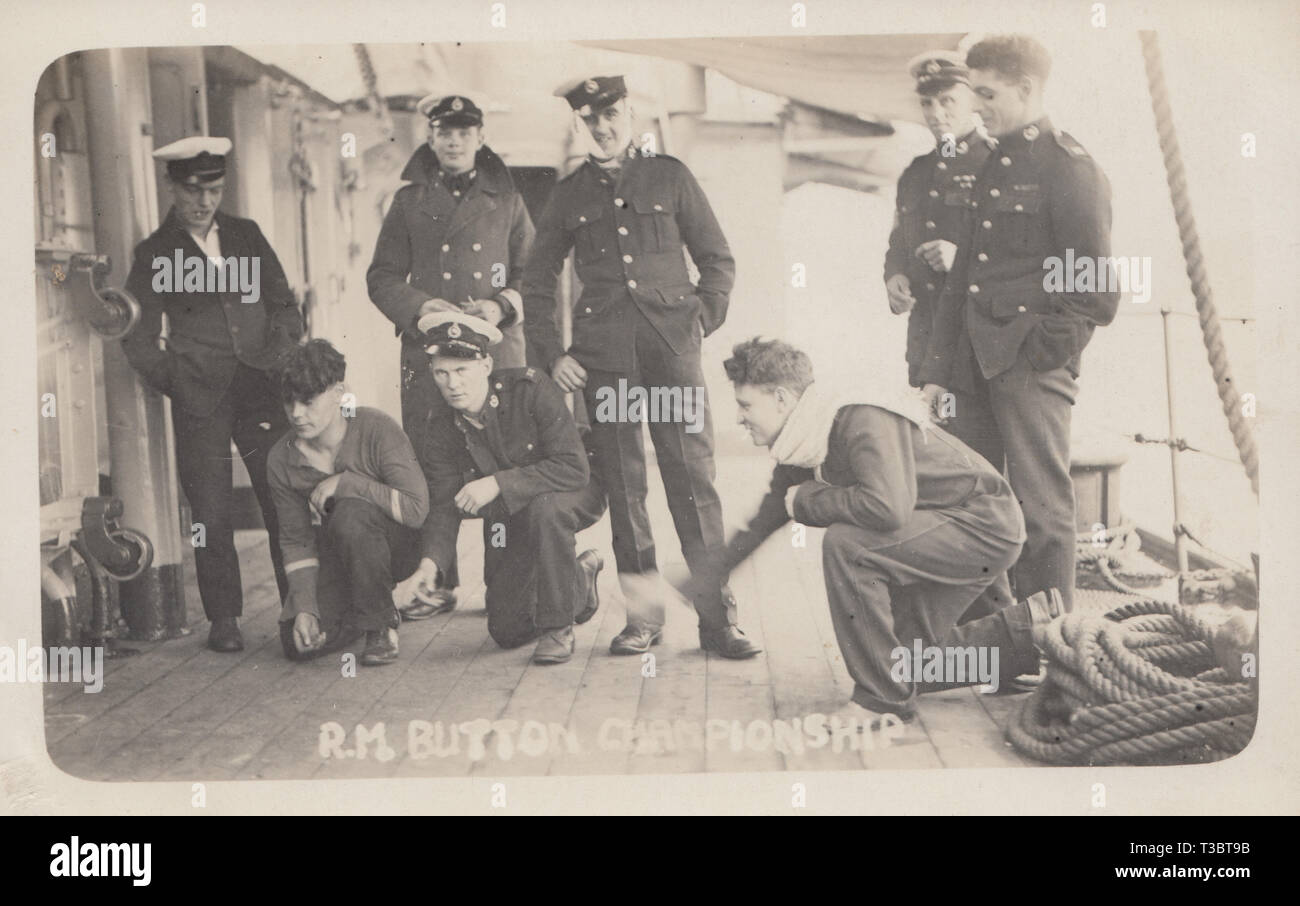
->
[769, 381, 931, 471]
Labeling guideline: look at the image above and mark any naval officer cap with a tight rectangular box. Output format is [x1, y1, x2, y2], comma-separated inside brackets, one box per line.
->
[153, 136, 233, 183]
[905, 50, 970, 95]
[417, 94, 484, 128]
[418, 311, 502, 359]
[553, 75, 627, 116]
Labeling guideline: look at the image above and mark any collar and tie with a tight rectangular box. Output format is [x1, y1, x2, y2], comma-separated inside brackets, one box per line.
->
[440, 168, 477, 197]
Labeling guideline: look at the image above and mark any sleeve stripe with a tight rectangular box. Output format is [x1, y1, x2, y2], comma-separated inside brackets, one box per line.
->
[391, 488, 402, 523]
[284, 558, 319, 574]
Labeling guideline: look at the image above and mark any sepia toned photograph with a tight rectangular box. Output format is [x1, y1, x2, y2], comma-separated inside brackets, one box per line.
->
[6, 0, 1295, 816]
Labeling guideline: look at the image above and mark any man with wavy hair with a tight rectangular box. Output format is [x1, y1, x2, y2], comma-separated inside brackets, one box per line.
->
[700, 336, 1062, 729]
[266, 340, 429, 666]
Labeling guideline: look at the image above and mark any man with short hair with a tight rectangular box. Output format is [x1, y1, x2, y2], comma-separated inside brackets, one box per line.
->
[266, 340, 428, 666]
[920, 35, 1118, 613]
[368, 93, 536, 610]
[523, 75, 758, 659]
[123, 136, 303, 652]
[402, 312, 604, 664]
[698, 337, 1061, 728]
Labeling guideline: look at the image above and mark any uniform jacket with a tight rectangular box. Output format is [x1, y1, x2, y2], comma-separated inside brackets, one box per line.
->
[707, 405, 1024, 581]
[419, 367, 590, 573]
[122, 209, 303, 416]
[883, 129, 993, 387]
[920, 117, 1117, 391]
[366, 144, 535, 372]
[522, 148, 735, 372]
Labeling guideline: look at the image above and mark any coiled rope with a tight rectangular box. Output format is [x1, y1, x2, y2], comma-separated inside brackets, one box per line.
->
[1139, 31, 1259, 496]
[1006, 599, 1256, 765]
[1076, 522, 1171, 597]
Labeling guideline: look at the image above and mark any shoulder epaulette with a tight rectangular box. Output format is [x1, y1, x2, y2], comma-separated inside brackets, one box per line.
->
[1050, 129, 1091, 159]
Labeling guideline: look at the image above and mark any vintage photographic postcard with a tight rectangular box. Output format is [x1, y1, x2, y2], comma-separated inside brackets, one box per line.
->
[2, 0, 1296, 816]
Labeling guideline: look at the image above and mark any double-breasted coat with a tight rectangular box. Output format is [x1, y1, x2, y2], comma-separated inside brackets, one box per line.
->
[367, 143, 535, 428]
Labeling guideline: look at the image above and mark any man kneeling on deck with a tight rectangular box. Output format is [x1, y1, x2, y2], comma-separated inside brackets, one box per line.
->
[267, 340, 430, 666]
[400, 312, 605, 664]
[702, 337, 1062, 729]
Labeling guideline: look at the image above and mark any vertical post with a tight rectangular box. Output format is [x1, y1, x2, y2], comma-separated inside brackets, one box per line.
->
[1160, 305, 1189, 574]
[81, 48, 189, 638]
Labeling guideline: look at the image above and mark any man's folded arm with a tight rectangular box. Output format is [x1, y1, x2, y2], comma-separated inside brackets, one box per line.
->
[792, 408, 918, 532]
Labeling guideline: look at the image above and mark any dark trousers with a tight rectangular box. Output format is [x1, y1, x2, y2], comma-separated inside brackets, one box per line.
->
[944, 353, 1079, 610]
[400, 354, 459, 592]
[821, 511, 1037, 715]
[317, 498, 414, 633]
[579, 309, 730, 631]
[482, 484, 606, 648]
[172, 363, 288, 622]
[281, 498, 415, 660]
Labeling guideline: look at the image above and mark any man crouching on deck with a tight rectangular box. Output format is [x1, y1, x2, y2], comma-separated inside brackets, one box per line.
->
[703, 337, 1063, 729]
[267, 340, 429, 666]
[401, 312, 606, 664]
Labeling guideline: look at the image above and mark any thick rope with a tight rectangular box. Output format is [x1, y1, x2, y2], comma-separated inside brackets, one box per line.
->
[1076, 523, 1170, 596]
[1006, 598, 1256, 764]
[1139, 31, 1259, 496]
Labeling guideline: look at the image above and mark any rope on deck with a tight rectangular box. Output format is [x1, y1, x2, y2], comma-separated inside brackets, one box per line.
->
[1006, 598, 1256, 765]
[1076, 523, 1171, 597]
[1139, 31, 1259, 497]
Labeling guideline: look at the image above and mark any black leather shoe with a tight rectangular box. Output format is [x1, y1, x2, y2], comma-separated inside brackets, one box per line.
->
[700, 625, 761, 659]
[574, 550, 603, 625]
[207, 616, 244, 652]
[610, 623, 662, 655]
[360, 627, 399, 666]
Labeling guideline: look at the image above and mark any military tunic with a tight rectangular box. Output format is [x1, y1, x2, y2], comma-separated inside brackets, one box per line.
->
[883, 129, 992, 387]
[419, 367, 605, 648]
[522, 149, 736, 630]
[920, 116, 1118, 611]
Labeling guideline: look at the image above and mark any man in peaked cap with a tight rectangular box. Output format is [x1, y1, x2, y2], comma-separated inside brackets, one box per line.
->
[921, 35, 1119, 613]
[400, 312, 605, 664]
[122, 135, 304, 653]
[886, 51, 993, 388]
[368, 92, 537, 612]
[883, 49, 1012, 622]
[523, 74, 759, 660]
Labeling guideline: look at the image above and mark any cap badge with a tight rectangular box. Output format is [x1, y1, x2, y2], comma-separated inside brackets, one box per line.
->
[447, 323, 461, 338]
[584, 79, 599, 94]
[451, 97, 464, 111]
[1023, 124, 1040, 141]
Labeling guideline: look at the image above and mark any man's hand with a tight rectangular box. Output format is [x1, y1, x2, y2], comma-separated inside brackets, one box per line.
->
[784, 483, 802, 518]
[292, 612, 324, 654]
[550, 354, 588, 392]
[886, 274, 916, 315]
[466, 298, 504, 326]
[454, 476, 501, 516]
[915, 239, 957, 273]
[309, 473, 344, 521]
[394, 558, 439, 610]
[921, 383, 950, 425]
[417, 297, 454, 319]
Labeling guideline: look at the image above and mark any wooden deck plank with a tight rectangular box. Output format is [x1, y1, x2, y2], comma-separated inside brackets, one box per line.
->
[913, 687, 1031, 769]
[749, 533, 867, 772]
[41, 456, 1073, 780]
